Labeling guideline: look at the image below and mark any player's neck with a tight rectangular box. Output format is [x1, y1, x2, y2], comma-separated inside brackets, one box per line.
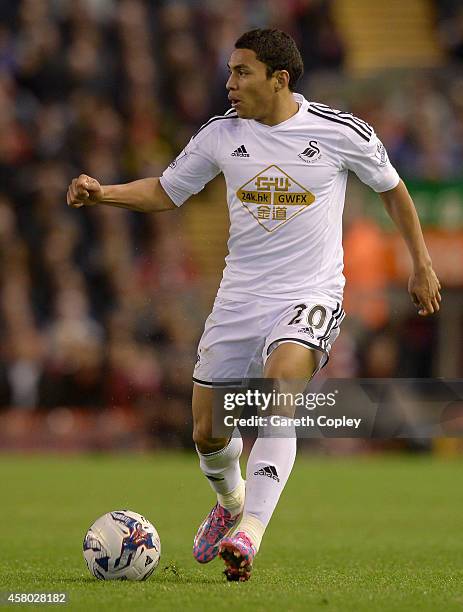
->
[256, 93, 299, 127]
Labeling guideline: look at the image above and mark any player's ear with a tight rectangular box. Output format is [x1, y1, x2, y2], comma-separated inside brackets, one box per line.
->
[273, 70, 290, 92]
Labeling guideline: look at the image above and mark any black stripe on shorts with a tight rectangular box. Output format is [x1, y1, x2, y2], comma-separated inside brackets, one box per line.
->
[192, 376, 243, 387]
[318, 303, 342, 349]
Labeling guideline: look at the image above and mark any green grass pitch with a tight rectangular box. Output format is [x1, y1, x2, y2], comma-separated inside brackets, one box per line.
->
[1, 452, 463, 611]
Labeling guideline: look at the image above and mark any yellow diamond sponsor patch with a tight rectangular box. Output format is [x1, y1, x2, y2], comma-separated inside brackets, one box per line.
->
[236, 165, 315, 232]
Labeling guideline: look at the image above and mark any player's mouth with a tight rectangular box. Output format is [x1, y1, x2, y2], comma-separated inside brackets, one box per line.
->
[229, 98, 242, 109]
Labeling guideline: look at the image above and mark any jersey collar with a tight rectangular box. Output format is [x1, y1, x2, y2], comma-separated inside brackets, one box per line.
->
[249, 93, 308, 132]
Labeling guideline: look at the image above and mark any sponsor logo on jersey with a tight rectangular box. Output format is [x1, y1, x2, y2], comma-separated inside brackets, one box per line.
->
[236, 165, 315, 232]
[298, 140, 321, 164]
[231, 145, 250, 157]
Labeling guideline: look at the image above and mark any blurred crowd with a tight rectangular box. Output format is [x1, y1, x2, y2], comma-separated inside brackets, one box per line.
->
[0, 0, 461, 443]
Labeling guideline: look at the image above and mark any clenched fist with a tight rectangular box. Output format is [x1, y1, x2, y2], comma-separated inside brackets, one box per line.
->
[67, 174, 104, 208]
[408, 266, 442, 316]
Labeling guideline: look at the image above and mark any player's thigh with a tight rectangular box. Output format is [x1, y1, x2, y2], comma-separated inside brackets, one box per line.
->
[264, 298, 345, 379]
[263, 342, 316, 417]
[262, 298, 344, 414]
[192, 383, 229, 452]
[264, 341, 316, 381]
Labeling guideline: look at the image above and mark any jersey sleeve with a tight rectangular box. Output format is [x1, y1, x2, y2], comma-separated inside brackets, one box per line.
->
[160, 126, 221, 207]
[339, 128, 400, 193]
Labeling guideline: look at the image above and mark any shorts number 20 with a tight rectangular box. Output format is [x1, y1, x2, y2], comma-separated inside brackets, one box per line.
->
[288, 304, 326, 328]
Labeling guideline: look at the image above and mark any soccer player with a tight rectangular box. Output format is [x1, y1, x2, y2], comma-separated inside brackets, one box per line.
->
[67, 29, 441, 581]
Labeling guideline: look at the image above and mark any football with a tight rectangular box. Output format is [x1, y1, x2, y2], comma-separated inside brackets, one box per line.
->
[83, 510, 161, 581]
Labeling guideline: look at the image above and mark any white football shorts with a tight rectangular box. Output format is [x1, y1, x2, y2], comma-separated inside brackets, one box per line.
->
[193, 296, 345, 387]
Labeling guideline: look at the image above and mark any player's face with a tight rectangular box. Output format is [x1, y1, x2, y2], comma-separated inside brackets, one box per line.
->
[226, 49, 277, 120]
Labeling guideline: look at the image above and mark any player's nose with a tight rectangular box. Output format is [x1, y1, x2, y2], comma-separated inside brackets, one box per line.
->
[226, 73, 237, 91]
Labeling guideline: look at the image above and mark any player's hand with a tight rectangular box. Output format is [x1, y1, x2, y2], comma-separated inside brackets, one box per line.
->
[67, 174, 104, 208]
[408, 266, 441, 316]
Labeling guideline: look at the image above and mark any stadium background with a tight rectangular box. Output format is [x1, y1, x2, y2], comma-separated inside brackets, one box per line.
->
[0, 0, 462, 453]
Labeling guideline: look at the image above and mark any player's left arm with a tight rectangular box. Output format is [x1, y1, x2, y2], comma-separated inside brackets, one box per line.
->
[379, 179, 441, 316]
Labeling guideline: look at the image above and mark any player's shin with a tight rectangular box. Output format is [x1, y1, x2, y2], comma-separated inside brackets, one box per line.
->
[196, 431, 245, 516]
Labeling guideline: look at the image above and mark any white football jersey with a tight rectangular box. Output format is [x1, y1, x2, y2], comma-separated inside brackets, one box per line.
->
[160, 94, 399, 302]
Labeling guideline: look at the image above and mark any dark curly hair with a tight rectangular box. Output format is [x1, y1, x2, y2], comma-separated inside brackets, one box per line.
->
[235, 28, 304, 92]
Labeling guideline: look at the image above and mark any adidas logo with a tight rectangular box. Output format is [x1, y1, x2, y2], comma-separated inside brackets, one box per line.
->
[253, 465, 280, 482]
[298, 326, 315, 338]
[231, 145, 250, 158]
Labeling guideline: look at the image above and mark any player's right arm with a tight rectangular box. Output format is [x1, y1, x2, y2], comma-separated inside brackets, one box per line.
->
[67, 116, 227, 213]
[67, 175, 176, 212]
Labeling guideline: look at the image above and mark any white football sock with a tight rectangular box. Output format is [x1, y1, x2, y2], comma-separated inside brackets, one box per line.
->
[234, 514, 265, 551]
[217, 478, 245, 517]
[240, 432, 297, 550]
[196, 434, 244, 515]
